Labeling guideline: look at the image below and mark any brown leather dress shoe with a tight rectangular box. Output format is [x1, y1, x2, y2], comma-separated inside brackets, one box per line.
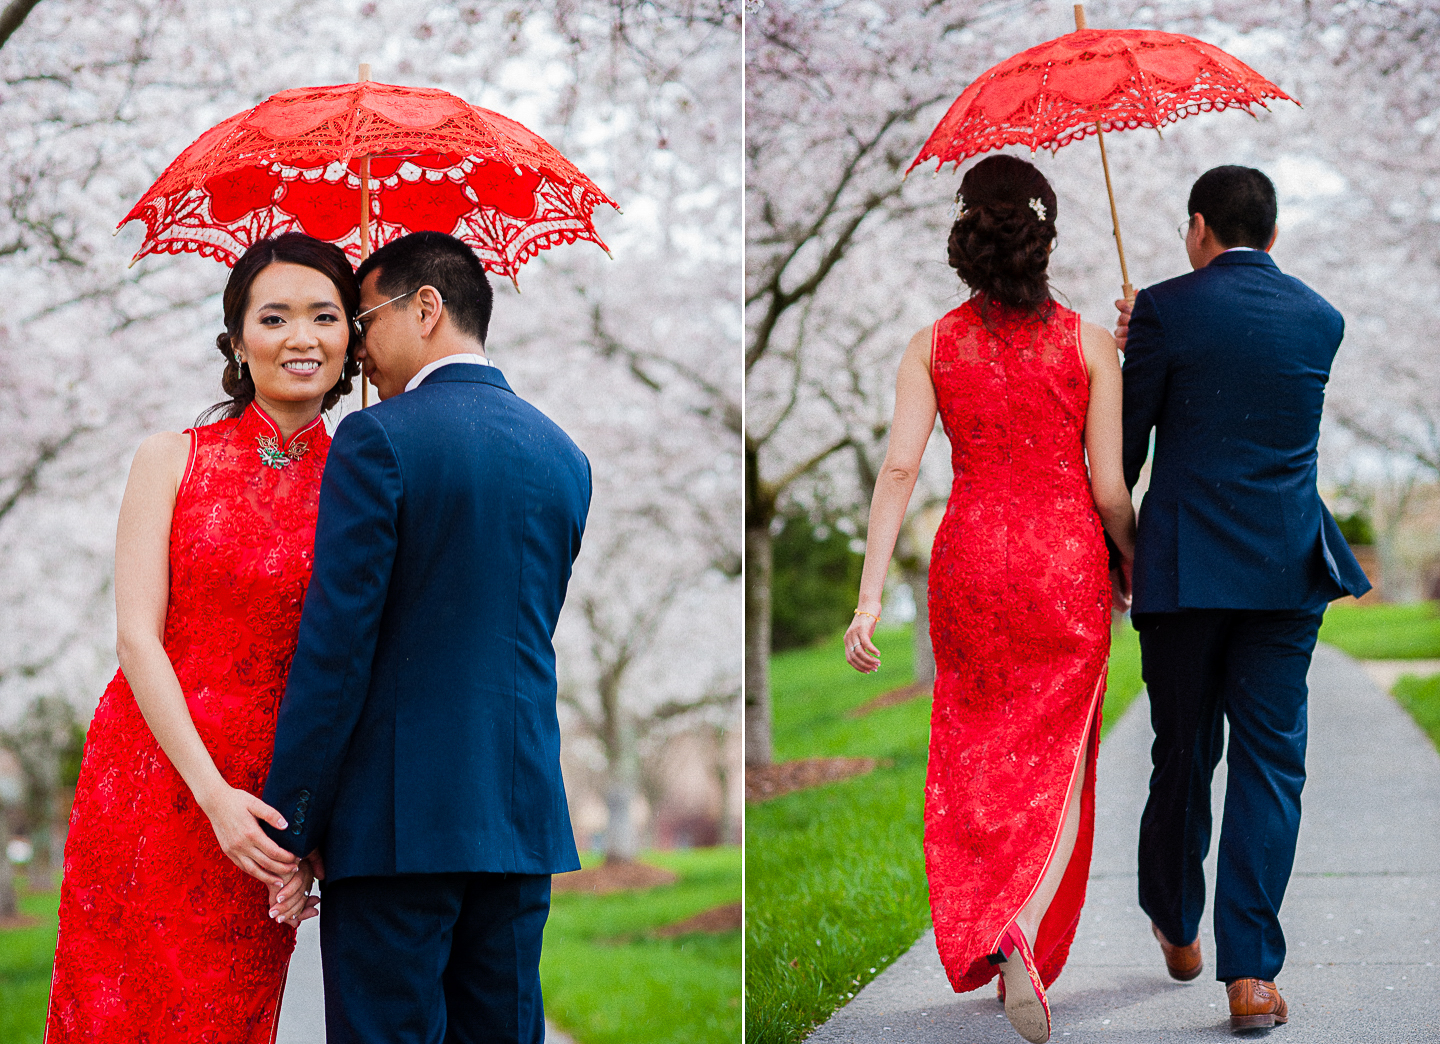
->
[1227, 978, 1288, 1031]
[1151, 922, 1203, 981]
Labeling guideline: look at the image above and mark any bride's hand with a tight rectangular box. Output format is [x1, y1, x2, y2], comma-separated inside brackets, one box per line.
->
[201, 784, 300, 887]
[844, 611, 881, 674]
[268, 859, 319, 925]
[1111, 558, 1133, 612]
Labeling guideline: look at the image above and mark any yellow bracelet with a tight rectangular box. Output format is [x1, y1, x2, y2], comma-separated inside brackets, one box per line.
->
[853, 610, 879, 624]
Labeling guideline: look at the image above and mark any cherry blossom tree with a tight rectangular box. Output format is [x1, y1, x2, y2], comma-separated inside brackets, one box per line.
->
[745, 0, 1440, 759]
[0, 0, 740, 855]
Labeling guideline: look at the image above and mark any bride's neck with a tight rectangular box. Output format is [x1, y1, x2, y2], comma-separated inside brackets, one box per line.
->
[252, 394, 323, 441]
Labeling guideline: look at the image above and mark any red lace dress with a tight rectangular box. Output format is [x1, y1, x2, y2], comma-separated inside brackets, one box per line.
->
[46, 403, 330, 1044]
[924, 300, 1111, 993]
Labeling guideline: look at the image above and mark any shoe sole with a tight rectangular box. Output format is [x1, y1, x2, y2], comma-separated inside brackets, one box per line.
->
[1000, 959, 1050, 1043]
[1230, 1013, 1287, 1031]
[1168, 962, 1203, 982]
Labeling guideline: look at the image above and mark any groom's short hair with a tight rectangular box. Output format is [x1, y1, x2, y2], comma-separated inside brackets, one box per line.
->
[356, 232, 493, 346]
[1188, 166, 1277, 250]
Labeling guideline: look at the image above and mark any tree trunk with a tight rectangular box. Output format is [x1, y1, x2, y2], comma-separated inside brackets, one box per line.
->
[714, 726, 739, 845]
[744, 522, 773, 766]
[27, 825, 49, 892]
[0, 848, 15, 918]
[900, 559, 934, 686]
[603, 716, 640, 863]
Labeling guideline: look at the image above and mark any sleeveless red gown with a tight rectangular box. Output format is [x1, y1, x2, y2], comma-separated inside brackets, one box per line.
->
[46, 403, 330, 1044]
[924, 299, 1111, 993]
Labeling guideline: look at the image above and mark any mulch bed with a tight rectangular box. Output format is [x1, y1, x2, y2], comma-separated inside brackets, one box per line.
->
[745, 757, 880, 803]
[847, 681, 932, 718]
[650, 901, 742, 938]
[551, 859, 679, 894]
[0, 913, 41, 931]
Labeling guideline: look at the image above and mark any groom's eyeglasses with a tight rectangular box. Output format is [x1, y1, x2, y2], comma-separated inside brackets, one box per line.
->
[1176, 219, 1192, 242]
[352, 288, 446, 338]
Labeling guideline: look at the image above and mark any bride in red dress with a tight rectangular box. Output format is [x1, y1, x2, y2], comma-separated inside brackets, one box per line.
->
[845, 156, 1137, 1043]
[46, 234, 361, 1043]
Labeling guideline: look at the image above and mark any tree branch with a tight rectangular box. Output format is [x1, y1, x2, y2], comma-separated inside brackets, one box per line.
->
[0, 425, 91, 526]
[636, 687, 738, 737]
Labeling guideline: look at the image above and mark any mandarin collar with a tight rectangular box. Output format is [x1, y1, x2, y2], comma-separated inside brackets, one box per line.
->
[240, 402, 326, 452]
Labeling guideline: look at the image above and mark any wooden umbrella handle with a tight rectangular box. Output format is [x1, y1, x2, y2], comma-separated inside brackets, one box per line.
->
[359, 63, 371, 408]
[1074, 5, 1136, 303]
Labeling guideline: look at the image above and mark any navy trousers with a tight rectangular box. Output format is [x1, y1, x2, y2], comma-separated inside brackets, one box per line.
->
[319, 872, 551, 1044]
[1134, 607, 1324, 982]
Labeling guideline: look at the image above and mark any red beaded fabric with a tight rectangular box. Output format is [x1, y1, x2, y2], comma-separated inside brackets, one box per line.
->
[924, 299, 1110, 993]
[909, 28, 1296, 174]
[46, 404, 330, 1044]
[120, 81, 618, 280]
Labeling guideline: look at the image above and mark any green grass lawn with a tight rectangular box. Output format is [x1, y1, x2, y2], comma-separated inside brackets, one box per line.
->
[1394, 673, 1440, 752]
[0, 886, 59, 1044]
[746, 620, 1142, 1044]
[1319, 600, 1440, 660]
[1319, 601, 1440, 753]
[0, 849, 739, 1044]
[543, 846, 740, 1044]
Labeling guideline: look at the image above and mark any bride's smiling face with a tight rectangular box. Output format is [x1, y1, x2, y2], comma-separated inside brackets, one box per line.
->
[233, 262, 350, 410]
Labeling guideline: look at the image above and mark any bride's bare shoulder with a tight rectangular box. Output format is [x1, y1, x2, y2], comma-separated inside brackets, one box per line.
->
[1078, 320, 1118, 371]
[129, 431, 192, 486]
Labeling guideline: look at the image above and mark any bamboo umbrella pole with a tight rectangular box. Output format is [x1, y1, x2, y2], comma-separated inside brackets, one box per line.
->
[1074, 6, 1135, 303]
[358, 63, 372, 407]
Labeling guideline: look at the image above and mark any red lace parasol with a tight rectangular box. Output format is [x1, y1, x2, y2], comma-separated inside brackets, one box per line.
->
[119, 78, 619, 285]
[908, 6, 1297, 298]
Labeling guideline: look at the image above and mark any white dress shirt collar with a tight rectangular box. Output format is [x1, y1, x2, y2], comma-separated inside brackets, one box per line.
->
[405, 352, 493, 393]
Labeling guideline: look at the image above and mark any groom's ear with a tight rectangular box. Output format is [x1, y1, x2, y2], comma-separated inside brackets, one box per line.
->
[415, 285, 445, 338]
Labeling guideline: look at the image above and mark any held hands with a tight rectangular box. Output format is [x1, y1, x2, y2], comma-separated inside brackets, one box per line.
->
[201, 784, 301, 888]
[1113, 298, 1133, 354]
[1111, 557, 1134, 613]
[844, 610, 882, 674]
[267, 857, 320, 926]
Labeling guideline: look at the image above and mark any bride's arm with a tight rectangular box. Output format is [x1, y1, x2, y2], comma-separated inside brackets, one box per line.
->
[844, 328, 938, 673]
[1079, 322, 1138, 595]
[115, 432, 299, 889]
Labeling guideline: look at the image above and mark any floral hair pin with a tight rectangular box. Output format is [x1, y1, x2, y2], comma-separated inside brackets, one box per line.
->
[1029, 197, 1048, 221]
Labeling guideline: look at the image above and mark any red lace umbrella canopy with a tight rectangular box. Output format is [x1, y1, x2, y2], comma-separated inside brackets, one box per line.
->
[908, 27, 1297, 173]
[120, 81, 619, 282]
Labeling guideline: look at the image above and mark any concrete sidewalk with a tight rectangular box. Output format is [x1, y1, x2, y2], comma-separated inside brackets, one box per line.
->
[808, 644, 1440, 1042]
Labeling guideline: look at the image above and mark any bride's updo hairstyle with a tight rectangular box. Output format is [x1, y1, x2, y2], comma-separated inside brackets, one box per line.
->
[947, 154, 1058, 316]
[199, 233, 362, 424]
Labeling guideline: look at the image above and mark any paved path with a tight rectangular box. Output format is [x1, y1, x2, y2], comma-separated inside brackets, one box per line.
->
[275, 910, 577, 1043]
[808, 644, 1440, 1042]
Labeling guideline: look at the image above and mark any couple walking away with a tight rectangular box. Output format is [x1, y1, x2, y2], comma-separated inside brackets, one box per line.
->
[846, 157, 1369, 1041]
[45, 230, 590, 1044]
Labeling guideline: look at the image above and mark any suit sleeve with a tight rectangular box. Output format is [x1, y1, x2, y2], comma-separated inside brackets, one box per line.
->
[261, 410, 402, 856]
[1121, 288, 1167, 491]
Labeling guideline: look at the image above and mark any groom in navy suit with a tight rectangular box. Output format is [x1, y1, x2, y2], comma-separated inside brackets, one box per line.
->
[261, 231, 589, 1043]
[1116, 166, 1370, 1030]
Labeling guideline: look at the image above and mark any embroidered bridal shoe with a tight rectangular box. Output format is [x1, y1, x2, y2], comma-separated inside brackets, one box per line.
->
[990, 924, 1051, 1043]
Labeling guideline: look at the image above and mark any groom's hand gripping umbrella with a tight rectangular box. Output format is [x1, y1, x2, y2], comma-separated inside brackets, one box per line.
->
[908, 4, 1297, 301]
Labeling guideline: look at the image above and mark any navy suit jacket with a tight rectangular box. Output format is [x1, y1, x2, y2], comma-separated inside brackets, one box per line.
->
[1122, 250, 1371, 613]
[262, 363, 588, 879]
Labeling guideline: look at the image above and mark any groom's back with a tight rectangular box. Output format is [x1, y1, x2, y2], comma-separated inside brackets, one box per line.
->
[1123, 251, 1356, 611]
[328, 363, 589, 878]
[1146, 255, 1341, 480]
